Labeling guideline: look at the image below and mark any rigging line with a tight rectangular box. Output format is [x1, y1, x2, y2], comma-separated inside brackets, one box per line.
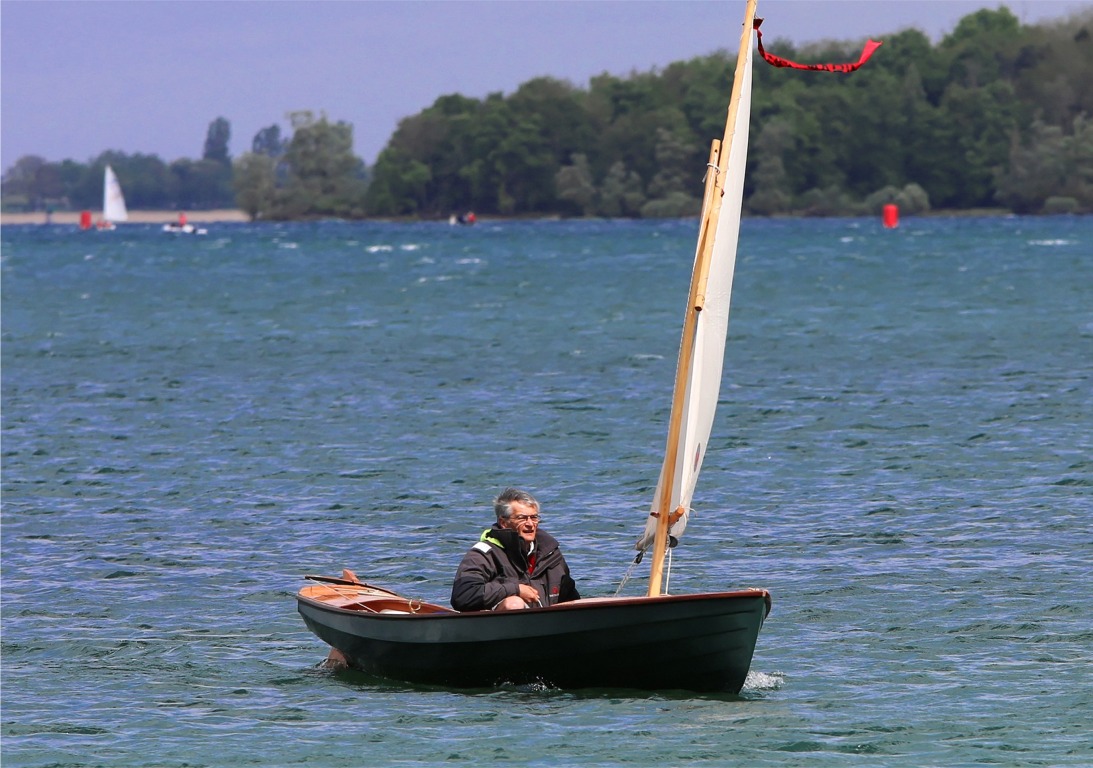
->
[621, 504, 696, 595]
[664, 544, 673, 594]
[661, 503, 696, 594]
[614, 555, 641, 596]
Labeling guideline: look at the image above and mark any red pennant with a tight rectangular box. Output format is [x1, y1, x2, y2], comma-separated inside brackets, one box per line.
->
[754, 18, 882, 73]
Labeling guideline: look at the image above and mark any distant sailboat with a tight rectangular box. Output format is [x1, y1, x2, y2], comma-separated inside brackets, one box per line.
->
[98, 166, 128, 230]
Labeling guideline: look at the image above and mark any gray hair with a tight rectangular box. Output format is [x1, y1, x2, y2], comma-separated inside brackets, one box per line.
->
[494, 487, 540, 521]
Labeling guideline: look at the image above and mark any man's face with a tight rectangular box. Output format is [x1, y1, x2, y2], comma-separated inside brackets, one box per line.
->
[503, 499, 540, 543]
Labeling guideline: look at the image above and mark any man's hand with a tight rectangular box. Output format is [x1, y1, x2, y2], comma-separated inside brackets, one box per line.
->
[518, 584, 541, 605]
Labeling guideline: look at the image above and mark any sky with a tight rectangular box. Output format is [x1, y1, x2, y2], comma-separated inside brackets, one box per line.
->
[3, 0, 1091, 172]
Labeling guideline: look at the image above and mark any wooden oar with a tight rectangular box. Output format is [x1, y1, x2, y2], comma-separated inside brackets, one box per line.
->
[304, 574, 403, 597]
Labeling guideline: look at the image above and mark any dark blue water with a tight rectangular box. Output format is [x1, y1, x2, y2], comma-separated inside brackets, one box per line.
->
[3, 216, 1090, 766]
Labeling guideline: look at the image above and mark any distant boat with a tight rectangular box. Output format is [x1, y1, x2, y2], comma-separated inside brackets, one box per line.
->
[298, 0, 769, 694]
[162, 223, 207, 235]
[97, 165, 128, 230]
[162, 213, 207, 235]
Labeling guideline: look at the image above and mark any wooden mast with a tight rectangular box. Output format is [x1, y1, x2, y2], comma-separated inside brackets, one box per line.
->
[647, 0, 757, 597]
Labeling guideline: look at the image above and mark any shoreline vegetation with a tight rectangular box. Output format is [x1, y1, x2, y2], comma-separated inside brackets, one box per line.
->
[1, 209, 250, 226]
[4, 7, 1092, 222]
[2, 207, 1053, 228]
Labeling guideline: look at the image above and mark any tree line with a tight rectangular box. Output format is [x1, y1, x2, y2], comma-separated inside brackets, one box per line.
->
[3, 118, 236, 213]
[4, 6, 1092, 219]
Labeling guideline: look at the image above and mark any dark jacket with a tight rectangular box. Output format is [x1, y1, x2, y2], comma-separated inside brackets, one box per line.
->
[451, 524, 580, 611]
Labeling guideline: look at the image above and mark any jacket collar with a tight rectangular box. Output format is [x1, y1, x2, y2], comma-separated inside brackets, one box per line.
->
[483, 523, 560, 554]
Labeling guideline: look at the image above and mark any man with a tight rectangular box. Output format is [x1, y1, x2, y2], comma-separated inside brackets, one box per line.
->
[451, 488, 580, 611]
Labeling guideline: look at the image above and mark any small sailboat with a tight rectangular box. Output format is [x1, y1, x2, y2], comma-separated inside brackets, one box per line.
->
[298, 0, 768, 693]
[97, 165, 128, 230]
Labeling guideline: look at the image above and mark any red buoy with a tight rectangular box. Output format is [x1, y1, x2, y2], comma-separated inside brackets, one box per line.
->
[882, 203, 899, 229]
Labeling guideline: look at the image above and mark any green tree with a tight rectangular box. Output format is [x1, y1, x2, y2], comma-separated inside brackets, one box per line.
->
[748, 118, 794, 215]
[203, 117, 232, 164]
[371, 95, 478, 215]
[865, 183, 931, 215]
[642, 127, 702, 217]
[896, 183, 931, 214]
[934, 81, 1021, 207]
[996, 114, 1093, 213]
[555, 153, 596, 216]
[672, 54, 736, 149]
[277, 111, 368, 218]
[0, 155, 65, 210]
[169, 158, 234, 209]
[588, 73, 671, 184]
[896, 57, 943, 198]
[454, 95, 528, 214]
[941, 7, 1022, 87]
[232, 152, 278, 219]
[365, 147, 431, 215]
[504, 77, 596, 213]
[509, 77, 595, 169]
[597, 160, 645, 217]
[252, 124, 287, 157]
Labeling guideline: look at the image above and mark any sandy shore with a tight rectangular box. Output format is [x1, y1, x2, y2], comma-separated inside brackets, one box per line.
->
[1, 209, 250, 226]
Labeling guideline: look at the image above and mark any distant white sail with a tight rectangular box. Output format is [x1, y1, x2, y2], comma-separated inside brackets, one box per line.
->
[103, 165, 129, 223]
[638, 4, 754, 563]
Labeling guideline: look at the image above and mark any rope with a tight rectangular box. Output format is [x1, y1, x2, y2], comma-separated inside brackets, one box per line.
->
[614, 556, 641, 596]
[664, 545, 673, 594]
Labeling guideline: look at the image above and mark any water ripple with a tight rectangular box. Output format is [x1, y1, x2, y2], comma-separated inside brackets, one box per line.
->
[3, 217, 1092, 766]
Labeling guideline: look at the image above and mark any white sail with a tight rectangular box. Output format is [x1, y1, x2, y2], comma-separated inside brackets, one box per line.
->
[638, 4, 754, 564]
[103, 165, 129, 223]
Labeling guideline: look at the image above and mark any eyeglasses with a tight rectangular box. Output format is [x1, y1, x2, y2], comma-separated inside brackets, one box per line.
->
[510, 514, 541, 523]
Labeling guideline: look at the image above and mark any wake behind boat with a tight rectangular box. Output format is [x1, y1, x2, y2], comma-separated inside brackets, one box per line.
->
[299, 0, 769, 693]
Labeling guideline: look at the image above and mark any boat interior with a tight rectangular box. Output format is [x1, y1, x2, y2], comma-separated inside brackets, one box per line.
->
[299, 583, 452, 615]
